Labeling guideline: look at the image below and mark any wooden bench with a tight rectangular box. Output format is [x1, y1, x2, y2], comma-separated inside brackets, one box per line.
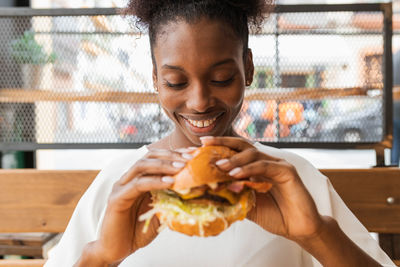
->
[0, 168, 399, 266]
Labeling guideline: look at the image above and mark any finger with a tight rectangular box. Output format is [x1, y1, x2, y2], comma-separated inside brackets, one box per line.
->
[146, 148, 193, 162]
[119, 158, 184, 185]
[116, 176, 174, 202]
[174, 147, 197, 154]
[199, 136, 253, 151]
[249, 176, 274, 183]
[215, 148, 280, 171]
[227, 160, 296, 184]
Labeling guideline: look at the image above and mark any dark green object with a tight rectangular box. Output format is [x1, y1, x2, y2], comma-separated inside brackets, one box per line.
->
[1, 151, 26, 168]
[11, 30, 56, 65]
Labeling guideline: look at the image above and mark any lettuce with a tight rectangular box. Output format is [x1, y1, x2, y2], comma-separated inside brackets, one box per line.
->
[139, 190, 243, 237]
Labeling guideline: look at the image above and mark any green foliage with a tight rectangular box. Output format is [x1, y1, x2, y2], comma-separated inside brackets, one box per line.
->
[305, 74, 316, 88]
[11, 31, 56, 65]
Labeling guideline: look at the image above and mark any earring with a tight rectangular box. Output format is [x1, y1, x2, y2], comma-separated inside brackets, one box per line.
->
[246, 81, 251, 86]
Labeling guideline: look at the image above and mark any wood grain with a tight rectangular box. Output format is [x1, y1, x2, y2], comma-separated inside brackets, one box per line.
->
[321, 168, 400, 233]
[0, 168, 399, 265]
[0, 233, 53, 246]
[0, 233, 55, 258]
[0, 170, 98, 233]
[0, 259, 45, 267]
[0, 87, 372, 103]
[1, 168, 399, 234]
[0, 89, 158, 104]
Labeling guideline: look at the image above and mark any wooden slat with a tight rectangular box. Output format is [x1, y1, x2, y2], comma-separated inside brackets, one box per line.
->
[0, 168, 399, 235]
[0, 87, 371, 103]
[0, 89, 158, 104]
[245, 87, 368, 101]
[0, 170, 98, 233]
[0, 233, 53, 246]
[0, 259, 45, 267]
[321, 168, 400, 234]
[0, 245, 42, 257]
[0, 168, 399, 265]
[0, 233, 55, 258]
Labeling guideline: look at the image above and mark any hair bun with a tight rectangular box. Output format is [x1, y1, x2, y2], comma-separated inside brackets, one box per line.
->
[124, 0, 273, 30]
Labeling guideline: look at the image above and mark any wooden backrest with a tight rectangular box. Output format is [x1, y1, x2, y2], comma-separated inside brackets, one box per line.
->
[321, 168, 400, 234]
[0, 170, 98, 233]
[0, 168, 399, 234]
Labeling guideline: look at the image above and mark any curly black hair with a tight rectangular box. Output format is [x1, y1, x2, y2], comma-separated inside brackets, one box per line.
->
[123, 0, 274, 57]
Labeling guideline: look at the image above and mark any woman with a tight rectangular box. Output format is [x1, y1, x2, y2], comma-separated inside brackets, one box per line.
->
[45, 1, 394, 266]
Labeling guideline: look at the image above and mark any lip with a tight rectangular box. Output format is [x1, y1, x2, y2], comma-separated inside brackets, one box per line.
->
[180, 112, 224, 135]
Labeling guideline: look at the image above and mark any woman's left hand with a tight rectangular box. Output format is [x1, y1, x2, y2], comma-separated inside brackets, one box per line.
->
[200, 136, 323, 242]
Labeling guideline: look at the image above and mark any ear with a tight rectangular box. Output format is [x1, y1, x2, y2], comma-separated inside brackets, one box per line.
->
[152, 65, 158, 91]
[245, 48, 254, 86]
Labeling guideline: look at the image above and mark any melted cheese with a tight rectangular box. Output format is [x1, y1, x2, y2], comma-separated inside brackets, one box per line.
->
[208, 188, 239, 205]
[177, 187, 206, 200]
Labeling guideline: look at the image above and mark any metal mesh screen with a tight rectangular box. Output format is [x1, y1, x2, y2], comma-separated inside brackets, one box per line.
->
[0, 4, 391, 149]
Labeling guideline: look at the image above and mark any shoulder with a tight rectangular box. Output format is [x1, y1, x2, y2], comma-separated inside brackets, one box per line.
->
[75, 146, 149, 222]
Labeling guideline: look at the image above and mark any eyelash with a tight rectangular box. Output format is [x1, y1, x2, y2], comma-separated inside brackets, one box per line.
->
[163, 77, 234, 89]
[212, 77, 234, 86]
[163, 81, 186, 88]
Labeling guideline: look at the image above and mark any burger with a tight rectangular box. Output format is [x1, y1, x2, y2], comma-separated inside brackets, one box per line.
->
[139, 145, 272, 237]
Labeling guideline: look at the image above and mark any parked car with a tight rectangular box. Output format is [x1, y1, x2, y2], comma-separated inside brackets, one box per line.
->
[314, 103, 383, 142]
[118, 115, 174, 143]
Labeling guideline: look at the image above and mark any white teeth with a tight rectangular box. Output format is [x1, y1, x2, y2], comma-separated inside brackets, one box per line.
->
[187, 117, 217, 128]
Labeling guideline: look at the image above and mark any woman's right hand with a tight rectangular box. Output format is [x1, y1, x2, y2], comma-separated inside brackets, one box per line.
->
[81, 148, 192, 266]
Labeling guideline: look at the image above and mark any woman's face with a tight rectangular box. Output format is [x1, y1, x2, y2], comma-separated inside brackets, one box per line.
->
[152, 18, 254, 146]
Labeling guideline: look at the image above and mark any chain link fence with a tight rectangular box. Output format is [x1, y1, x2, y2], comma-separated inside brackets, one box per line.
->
[0, 4, 392, 150]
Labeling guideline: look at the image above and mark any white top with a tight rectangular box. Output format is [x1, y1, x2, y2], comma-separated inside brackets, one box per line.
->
[45, 143, 395, 267]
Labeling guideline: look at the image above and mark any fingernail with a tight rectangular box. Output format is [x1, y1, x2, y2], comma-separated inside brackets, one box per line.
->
[188, 147, 198, 150]
[200, 136, 214, 140]
[172, 161, 185, 168]
[182, 153, 193, 160]
[216, 159, 229, 166]
[229, 167, 242, 176]
[162, 176, 174, 183]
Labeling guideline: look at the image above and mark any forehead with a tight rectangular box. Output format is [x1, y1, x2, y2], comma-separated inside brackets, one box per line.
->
[153, 18, 243, 67]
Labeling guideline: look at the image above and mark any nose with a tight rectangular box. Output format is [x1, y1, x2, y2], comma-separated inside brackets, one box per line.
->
[186, 81, 215, 112]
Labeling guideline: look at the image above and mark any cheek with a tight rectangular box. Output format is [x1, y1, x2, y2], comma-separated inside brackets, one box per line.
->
[220, 83, 245, 111]
[158, 91, 182, 119]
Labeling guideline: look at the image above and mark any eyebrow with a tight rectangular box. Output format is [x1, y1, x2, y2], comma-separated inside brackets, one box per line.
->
[161, 58, 236, 71]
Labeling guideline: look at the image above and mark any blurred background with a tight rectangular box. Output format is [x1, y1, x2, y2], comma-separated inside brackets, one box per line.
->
[0, 0, 399, 170]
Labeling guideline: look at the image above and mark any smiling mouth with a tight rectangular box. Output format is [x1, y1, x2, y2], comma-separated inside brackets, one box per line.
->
[181, 113, 224, 133]
[187, 117, 217, 128]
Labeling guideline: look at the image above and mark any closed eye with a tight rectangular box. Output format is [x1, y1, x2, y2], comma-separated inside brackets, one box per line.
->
[211, 77, 234, 86]
[163, 81, 187, 89]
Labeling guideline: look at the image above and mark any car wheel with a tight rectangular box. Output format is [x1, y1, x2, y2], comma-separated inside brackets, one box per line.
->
[343, 130, 362, 142]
